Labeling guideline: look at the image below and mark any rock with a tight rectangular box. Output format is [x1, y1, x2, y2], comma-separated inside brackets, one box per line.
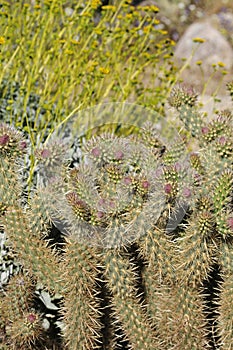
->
[198, 94, 232, 119]
[174, 19, 233, 94]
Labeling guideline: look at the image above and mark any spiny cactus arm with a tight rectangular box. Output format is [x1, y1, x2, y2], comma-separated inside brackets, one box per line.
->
[212, 170, 233, 240]
[154, 283, 210, 349]
[217, 274, 233, 350]
[3, 206, 62, 294]
[216, 211, 233, 239]
[213, 170, 233, 213]
[102, 249, 158, 350]
[0, 158, 23, 208]
[0, 272, 44, 349]
[216, 242, 233, 349]
[0, 272, 34, 324]
[190, 152, 206, 176]
[28, 191, 54, 238]
[141, 265, 160, 327]
[168, 85, 202, 137]
[162, 136, 186, 165]
[0, 123, 27, 221]
[138, 227, 177, 282]
[62, 238, 102, 350]
[218, 242, 233, 277]
[4, 310, 43, 350]
[200, 116, 231, 146]
[176, 210, 217, 287]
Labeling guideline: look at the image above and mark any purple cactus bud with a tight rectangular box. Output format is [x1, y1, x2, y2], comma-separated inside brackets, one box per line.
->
[41, 148, 51, 158]
[109, 200, 115, 208]
[164, 183, 172, 194]
[91, 147, 101, 157]
[227, 217, 233, 231]
[19, 140, 27, 150]
[183, 187, 192, 198]
[219, 136, 226, 145]
[97, 211, 104, 219]
[201, 127, 209, 135]
[124, 176, 132, 185]
[66, 191, 86, 207]
[98, 198, 106, 206]
[0, 134, 9, 146]
[27, 313, 37, 323]
[115, 150, 124, 160]
[174, 162, 182, 172]
[142, 180, 150, 189]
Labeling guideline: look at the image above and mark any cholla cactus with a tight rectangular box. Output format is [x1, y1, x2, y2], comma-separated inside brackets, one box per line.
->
[169, 84, 233, 349]
[0, 84, 232, 349]
[39, 129, 169, 349]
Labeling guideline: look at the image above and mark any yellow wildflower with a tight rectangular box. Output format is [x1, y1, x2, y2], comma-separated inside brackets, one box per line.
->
[138, 6, 149, 11]
[92, 40, 98, 48]
[196, 60, 202, 66]
[169, 40, 176, 46]
[192, 37, 206, 43]
[87, 66, 95, 73]
[159, 30, 168, 35]
[150, 5, 159, 12]
[64, 49, 73, 55]
[218, 61, 225, 67]
[126, 13, 133, 19]
[87, 61, 98, 73]
[94, 28, 103, 35]
[143, 25, 152, 33]
[0, 36, 5, 44]
[99, 67, 110, 74]
[142, 52, 151, 59]
[91, 0, 102, 10]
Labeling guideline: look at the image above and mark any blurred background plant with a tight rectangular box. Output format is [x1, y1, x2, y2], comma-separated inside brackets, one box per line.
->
[0, 0, 176, 145]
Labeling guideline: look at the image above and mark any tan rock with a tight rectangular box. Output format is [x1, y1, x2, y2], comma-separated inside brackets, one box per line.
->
[174, 19, 233, 94]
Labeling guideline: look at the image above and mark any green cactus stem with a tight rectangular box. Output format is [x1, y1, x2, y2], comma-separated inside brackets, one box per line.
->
[102, 249, 158, 349]
[0, 272, 44, 349]
[61, 238, 102, 350]
[154, 283, 210, 349]
[3, 206, 62, 294]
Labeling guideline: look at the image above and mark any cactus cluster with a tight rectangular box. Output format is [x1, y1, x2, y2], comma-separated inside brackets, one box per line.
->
[0, 82, 232, 349]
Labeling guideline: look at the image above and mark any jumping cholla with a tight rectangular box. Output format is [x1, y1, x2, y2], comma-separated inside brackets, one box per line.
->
[0, 82, 232, 349]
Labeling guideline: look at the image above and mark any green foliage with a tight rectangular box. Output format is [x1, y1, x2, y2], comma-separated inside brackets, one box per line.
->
[0, 79, 61, 144]
[0, 0, 176, 145]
